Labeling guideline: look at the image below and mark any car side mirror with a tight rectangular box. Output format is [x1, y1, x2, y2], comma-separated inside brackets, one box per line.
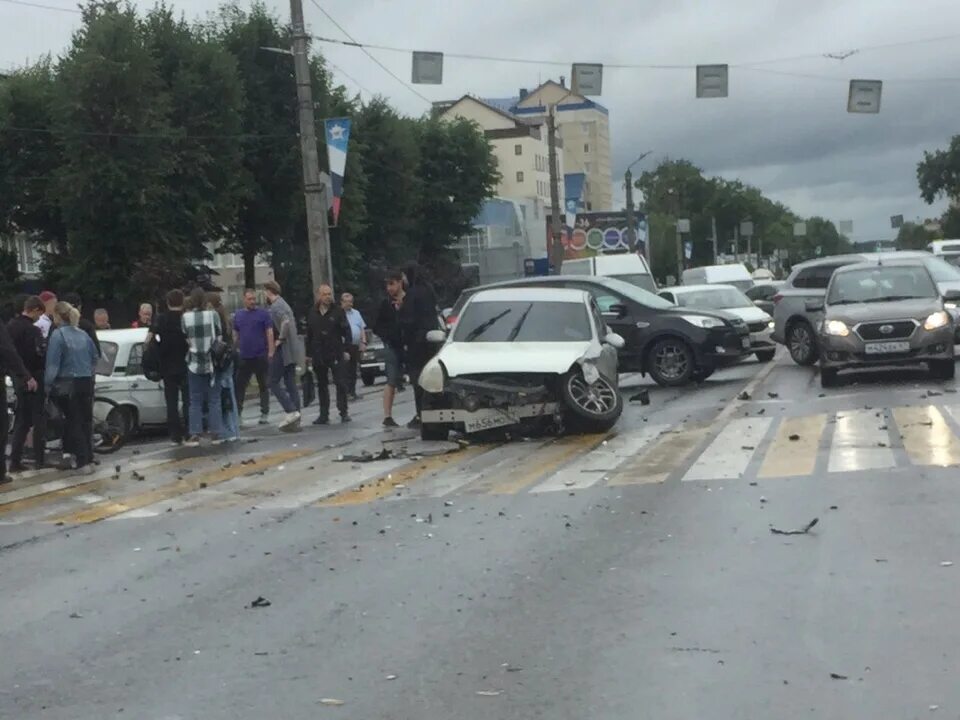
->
[604, 332, 626, 349]
[603, 303, 628, 319]
[943, 290, 960, 302]
[426, 329, 447, 344]
[805, 299, 825, 312]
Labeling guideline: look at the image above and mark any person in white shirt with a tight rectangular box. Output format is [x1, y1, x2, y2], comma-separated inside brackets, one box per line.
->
[341, 292, 367, 401]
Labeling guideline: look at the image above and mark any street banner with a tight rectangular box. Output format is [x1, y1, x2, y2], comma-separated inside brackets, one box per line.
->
[545, 210, 648, 259]
[324, 118, 351, 224]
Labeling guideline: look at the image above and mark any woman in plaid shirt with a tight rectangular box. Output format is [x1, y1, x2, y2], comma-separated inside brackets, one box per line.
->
[181, 287, 225, 447]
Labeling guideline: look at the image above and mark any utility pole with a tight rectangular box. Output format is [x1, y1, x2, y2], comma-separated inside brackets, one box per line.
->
[289, 0, 332, 292]
[710, 216, 718, 264]
[675, 223, 683, 281]
[624, 169, 637, 253]
[547, 107, 564, 273]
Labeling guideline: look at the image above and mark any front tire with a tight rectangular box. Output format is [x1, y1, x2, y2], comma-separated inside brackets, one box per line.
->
[647, 338, 695, 386]
[820, 367, 839, 388]
[561, 371, 623, 432]
[361, 372, 376, 387]
[755, 350, 776, 363]
[93, 400, 129, 454]
[787, 321, 818, 366]
[930, 359, 956, 380]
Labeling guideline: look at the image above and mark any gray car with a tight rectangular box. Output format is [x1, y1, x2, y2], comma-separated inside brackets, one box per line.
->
[772, 251, 960, 365]
[811, 259, 960, 388]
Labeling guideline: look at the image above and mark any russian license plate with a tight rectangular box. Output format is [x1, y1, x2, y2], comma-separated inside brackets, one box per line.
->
[463, 408, 519, 434]
[864, 341, 910, 354]
[741, 336, 751, 349]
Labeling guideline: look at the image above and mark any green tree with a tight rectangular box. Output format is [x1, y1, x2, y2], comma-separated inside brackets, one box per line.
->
[918, 135, 960, 205]
[896, 220, 939, 250]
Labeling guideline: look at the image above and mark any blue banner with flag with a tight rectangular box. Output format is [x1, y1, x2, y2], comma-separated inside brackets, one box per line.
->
[324, 118, 351, 224]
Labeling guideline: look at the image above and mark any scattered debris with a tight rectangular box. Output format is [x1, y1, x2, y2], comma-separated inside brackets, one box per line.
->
[749, 481, 758, 487]
[770, 518, 819, 535]
[930, 705, 939, 712]
[741, 445, 755, 451]
[767, 392, 779, 398]
[385, 674, 398, 681]
[249, 596, 271, 608]
[338, 448, 394, 463]
[68, 611, 83, 619]
[876, 441, 887, 447]
[564, 480, 576, 487]
[629, 390, 651, 405]
[829, 505, 838, 510]
[240, 458, 256, 465]
[476, 690, 501, 697]
[319, 698, 345, 706]
[941, 561, 954, 567]
[199, 482, 208, 489]
[671, 647, 721, 654]
[830, 673, 848, 680]
[927, 390, 943, 398]
[759, 496, 767, 504]
[737, 390, 752, 401]
[875, 558, 888, 563]
[444, 500, 454, 507]
[788, 434, 800, 441]
[254, 651, 269, 656]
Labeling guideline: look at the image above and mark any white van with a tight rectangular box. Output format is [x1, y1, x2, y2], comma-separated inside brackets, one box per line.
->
[681, 263, 754, 291]
[560, 252, 657, 292]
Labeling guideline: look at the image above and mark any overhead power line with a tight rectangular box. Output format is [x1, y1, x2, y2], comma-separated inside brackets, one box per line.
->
[0, 0, 81, 13]
[305, 0, 431, 104]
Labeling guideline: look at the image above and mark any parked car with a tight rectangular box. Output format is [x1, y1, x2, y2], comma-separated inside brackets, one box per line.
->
[359, 333, 388, 386]
[773, 251, 960, 366]
[659, 284, 776, 362]
[681, 263, 754, 291]
[418, 287, 624, 441]
[94, 328, 167, 435]
[560, 252, 658, 292]
[745, 280, 784, 317]
[813, 259, 960, 387]
[447, 275, 752, 386]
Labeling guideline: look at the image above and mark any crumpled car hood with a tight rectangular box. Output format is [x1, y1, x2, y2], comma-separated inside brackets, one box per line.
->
[437, 341, 593, 378]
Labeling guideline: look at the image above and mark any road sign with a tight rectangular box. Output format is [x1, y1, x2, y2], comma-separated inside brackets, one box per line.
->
[815, 245, 822, 256]
[740, 220, 754, 237]
[572, 63, 603, 96]
[848, 79, 882, 113]
[793, 222, 807, 237]
[412, 52, 443, 84]
[890, 214, 904, 229]
[696, 65, 728, 98]
[677, 218, 691, 233]
[684, 240, 693, 260]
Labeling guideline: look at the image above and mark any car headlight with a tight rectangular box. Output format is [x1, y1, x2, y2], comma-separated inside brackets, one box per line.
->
[767, 320, 775, 330]
[824, 319, 850, 337]
[680, 314, 725, 329]
[924, 311, 950, 330]
[418, 359, 446, 394]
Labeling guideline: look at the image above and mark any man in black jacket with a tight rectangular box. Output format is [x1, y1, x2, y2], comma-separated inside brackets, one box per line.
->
[147, 289, 189, 445]
[3, 297, 40, 481]
[306, 284, 352, 424]
[399, 264, 440, 429]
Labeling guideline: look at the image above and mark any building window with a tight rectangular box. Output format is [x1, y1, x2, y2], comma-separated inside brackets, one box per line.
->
[516, 171, 524, 183]
[514, 144, 522, 155]
[581, 121, 592, 133]
[584, 143, 590, 153]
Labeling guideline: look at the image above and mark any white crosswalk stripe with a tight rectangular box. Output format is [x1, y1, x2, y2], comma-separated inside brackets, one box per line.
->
[682, 417, 772, 481]
[828, 408, 895, 473]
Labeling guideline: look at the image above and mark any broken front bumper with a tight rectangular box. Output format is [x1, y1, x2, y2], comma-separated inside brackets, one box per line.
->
[422, 402, 560, 434]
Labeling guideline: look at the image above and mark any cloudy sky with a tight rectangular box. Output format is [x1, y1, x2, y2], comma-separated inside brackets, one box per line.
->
[3, 0, 959, 242]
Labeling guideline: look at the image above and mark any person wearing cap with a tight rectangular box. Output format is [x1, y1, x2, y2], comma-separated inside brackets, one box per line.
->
[35, 291, 57, 340]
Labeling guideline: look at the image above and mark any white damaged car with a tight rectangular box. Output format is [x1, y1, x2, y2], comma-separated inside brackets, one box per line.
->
[417, 287, 626, 441]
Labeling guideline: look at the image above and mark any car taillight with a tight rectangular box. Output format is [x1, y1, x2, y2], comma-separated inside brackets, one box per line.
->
[772, 293, 783, 304]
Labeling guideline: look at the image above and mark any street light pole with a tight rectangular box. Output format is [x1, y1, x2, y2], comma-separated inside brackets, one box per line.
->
[624, 150, 652, 256]
[289, 0, 333, 292]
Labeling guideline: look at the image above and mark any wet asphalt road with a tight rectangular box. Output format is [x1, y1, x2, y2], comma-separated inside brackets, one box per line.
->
[2, 356, 960, 719]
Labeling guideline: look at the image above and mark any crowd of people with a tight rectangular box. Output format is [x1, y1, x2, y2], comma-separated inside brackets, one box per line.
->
[0, 264, 442, 485]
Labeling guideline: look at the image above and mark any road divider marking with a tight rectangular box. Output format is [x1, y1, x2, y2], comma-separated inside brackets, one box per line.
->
[477, 433, 608, 495]
[758, 414, 827, 478]
[530, 425, 667, 493]
[827, 408, 894, 473]
[893, 405, 960, 468]
[609, 424, 711, 485]
[46, 448, 313, 524]
[683, 416, 772, 481]
[317, 444, 494, 506]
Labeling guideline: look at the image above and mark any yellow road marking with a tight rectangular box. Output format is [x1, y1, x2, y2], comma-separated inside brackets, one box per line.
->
[608, 424, 710, 485]
[758, 414, 827, 478]
[46, 449, 312, 524]
[316, 444, 494, 506]
[476, 433, 608, 495]
[893, 405, 960, 468]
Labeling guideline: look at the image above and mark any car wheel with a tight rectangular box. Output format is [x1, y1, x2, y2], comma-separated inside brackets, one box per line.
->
[820, 367, 838, 388]
[930, 359, 956, 380]
[647, 338, 695, 386]
[93, 401, 129, 454]
[420, 423, 450, 441]
[361, 372, 376, 387]
[561, 371, 623, 432]
[787, 321, 818, 366]
[755, 350, 776, 363]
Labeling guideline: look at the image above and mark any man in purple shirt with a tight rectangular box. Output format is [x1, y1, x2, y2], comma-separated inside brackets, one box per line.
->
[233, 289, 275, 425]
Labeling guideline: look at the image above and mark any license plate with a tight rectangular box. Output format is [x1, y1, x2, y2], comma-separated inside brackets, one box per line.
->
[464, 408, 519, 434]
[741, 336, 751, 349]
[864, 341, 910, 355]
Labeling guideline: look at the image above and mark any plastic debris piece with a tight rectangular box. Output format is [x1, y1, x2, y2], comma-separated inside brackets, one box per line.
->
[788, 434, 800, 441]
[830, 673, 848, 680]
[940, 561, 954, 567]
[737, 391, 751, 401]
[319, 698, 345, 706]
[476, 690, 501, 697]
[385, 674, 398, 680]
[249, 596, 271, 608]
[770, 518, 819, 535]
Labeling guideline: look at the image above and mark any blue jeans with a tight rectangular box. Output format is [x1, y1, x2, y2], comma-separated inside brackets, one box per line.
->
[188, 371, 223, 438]
[269, 354, 301, 414]
[216, 361, 240, 439]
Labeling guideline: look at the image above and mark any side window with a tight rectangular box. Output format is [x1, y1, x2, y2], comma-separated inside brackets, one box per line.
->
[594, 294, 621, 313]
[659, 291, 675, 304]
[810, 264, 845, 289]
[792, 269, 815, 289]
[589, 300, 607, 335]
[127, 343, 144, 376]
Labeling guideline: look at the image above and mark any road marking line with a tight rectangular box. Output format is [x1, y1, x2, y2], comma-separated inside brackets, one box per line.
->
[316, 444, 493, 506]
[758, 414, 827, 478]
[893, 405, 960, 468]
[683, 416, 772, 481]
[46, 448, 312, 524]
[388, 441, 530, 500]
[713, 354, 781, 427]
[475, 433, 608, 495]
[827, 408, 894, 473]
[609, 424, 711, 485]
[530, 424, 667, 492]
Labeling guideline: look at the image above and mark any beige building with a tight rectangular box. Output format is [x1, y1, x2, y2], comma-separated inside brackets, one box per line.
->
[435, 95, 565, 212]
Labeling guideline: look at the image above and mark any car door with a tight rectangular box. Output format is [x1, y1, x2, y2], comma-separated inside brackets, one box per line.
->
[587, 299, 620, 382]
[123, 342, 166, 425]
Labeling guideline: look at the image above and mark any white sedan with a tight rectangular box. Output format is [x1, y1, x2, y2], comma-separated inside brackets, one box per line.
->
[417, 287, 625, 441]
[659, 283, 777, 362]
[94, 328, 167, 433]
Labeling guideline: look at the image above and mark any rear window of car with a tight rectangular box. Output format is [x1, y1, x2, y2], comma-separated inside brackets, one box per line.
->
[793, 263, 849, 289]
[453, 300, 591, 342]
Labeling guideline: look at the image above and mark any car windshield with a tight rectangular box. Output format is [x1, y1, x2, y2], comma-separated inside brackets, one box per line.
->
[674, 287, 753, 310]
[453, 300, 592, 342]
[827, 266, 938, 304]
[610, 273, 658, 293]
[96, 342, 118, 376]
[594, 277, 675, 309]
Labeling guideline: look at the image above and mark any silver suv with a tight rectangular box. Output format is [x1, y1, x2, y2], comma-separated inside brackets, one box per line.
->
[772, 251, 960, 365]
